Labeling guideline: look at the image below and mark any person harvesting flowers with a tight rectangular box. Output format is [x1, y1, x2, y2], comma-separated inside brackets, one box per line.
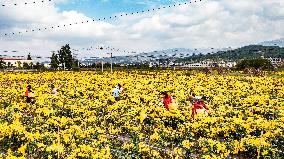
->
[118, 83, 124, 94]
[161, 92, 177, 111]
[112, 85, 120, 101]
[25, 85, 35, 104]
[192, 98, 209, 119]
[50, 84, 58, 96]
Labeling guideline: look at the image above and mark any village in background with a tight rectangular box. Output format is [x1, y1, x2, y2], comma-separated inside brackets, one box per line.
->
[0, 40, 283, 71]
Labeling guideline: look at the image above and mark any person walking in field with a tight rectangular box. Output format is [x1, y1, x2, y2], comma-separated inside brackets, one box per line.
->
[161, 92, 176, 111]
[192, 98, 209, 119]
[112, 85, 120, 101]
[25, 85, 35, 104]
[192, 93, 201, 101]
[118, 83, 124, 94]
[50, 84, 58, 96]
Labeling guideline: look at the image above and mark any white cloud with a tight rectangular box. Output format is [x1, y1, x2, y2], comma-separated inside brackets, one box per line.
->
[0, 0, 284, 57]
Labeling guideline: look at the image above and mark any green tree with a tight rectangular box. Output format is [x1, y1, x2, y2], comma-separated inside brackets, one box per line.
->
[235, 58, 274, 70]
[27, 53, 32, 60]
[58, 44, 73, 70]
[23, 62, 30, 69]
[17, 61, 22, 69]
[34, 62, 45, 70]
[50, 52, 59, 70]
[72, 59, 80, 71]
[29, 62, 34, 69]
[0, 60, 6, 69]
[7, 62, 12, 68]
[280, 62, 284, 69]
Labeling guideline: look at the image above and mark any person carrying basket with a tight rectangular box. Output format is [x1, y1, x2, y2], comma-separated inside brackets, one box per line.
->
[161, 92, 177, 111]
[25, 85, 35, 104]
[192, 98, 209, 119]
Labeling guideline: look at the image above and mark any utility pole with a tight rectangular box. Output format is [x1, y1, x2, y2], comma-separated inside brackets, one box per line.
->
[100, 47, 104, 73]
[111, 53, 113, 74]
[102, 61, 104, 73]
[107, 52, 113, 74]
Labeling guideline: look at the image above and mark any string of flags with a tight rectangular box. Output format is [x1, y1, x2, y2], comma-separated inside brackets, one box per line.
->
[2, 0, 203, 36]
[1, 50, 19, 53]
[1, 0, 52, 7]
[0, 45, 138, 58]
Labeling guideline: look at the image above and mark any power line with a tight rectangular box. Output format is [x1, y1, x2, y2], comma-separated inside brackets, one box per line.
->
[1, 0, 52, 7]
[74, 45, 137, 54]
[2, 0, 203, 36]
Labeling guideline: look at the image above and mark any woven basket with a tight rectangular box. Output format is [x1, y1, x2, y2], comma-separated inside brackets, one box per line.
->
[196, 109, 208, 115]
[168, 103, 178, 110]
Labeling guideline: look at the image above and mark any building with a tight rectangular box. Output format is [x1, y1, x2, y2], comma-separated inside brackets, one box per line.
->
[225, 61, 237, 68]
[184, 60, 237, 68]
[185, 62, 211, 68]
[265, 57, 282, 67]
[0, 57, 34, 67]
[82, 57, 101, 66]
[184, 60, 214, 68]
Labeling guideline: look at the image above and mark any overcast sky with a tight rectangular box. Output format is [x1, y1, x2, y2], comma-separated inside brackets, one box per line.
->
[0, 0, 283, 57]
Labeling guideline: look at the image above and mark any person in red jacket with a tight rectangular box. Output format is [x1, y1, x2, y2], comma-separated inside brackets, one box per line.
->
[161, 92, 174, 111]
[25, 85, 34, 104]
[192, 99, 209, 119]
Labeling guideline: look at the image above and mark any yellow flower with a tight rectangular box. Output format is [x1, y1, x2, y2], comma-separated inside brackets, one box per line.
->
[18, 144, 27, 157]
[140, 109, 147, 123]
[182, 140, 191, 149]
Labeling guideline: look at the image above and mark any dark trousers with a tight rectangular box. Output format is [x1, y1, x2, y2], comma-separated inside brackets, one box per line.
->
[26, 97, 35, 104]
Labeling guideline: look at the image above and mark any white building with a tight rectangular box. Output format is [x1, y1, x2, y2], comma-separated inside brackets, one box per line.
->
[265, 57, 282, 67]
[0, 57, 34, 67]
[225, 61, 237, 68]
[184, 60, 236, 68]
[184, 61, 213, 68]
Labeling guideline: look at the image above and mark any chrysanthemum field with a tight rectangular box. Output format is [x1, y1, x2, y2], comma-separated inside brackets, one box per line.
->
[0, 71, 283, 159]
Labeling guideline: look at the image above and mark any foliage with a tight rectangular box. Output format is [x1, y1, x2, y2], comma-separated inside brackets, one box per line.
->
[22, 62, 30, 69]
[72, 59, 80, 71]
[280, 63, 284, 69]
[0, 71, 283, 158]
[16, 61, 22, 69]
[58, 44, 74, 70]
[50, 52, 59, 70]
[0, 60, 6, 69]
[235, 59, 274, 70]
[34, 62, 45, 70]
[179, 45, 284, 62]
[7, 62, 12, 68]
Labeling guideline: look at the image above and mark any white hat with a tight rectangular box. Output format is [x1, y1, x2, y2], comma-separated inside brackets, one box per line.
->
[194, 96, 201, 100]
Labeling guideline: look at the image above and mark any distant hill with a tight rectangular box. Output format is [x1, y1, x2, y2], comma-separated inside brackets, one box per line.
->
[258, 38, 284, 47]
[81, 38, 284, 64]
[94, 45, 283, 64]
[179, 45, 284, 62]
[111, 48, 227, 63]
[120, 38, 284, 63]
